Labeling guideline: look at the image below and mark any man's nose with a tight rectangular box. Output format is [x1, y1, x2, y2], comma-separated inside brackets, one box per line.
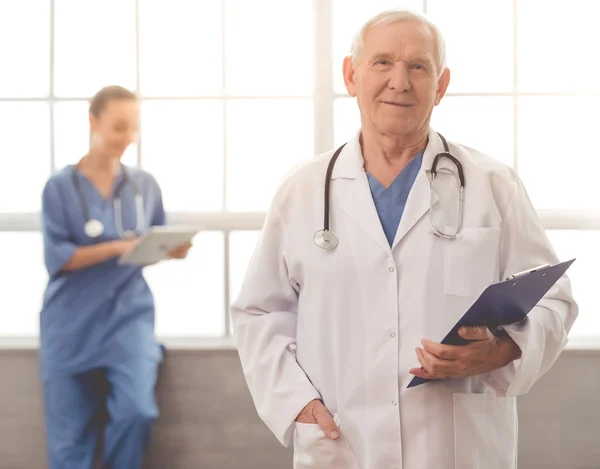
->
[388, 63, 410, 92]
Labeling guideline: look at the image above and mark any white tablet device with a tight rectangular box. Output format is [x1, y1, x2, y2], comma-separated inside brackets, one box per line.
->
[118, 225, 201, 266]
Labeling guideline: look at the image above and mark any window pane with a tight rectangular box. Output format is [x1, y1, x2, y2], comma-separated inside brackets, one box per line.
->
[427, 0, 513, 92]
[224, 0, 313, 96]
[0, 103, 50, 213]
[54, 101, 137, 171]
[146, 231, 224, 337]
[0, 1, 50, 97]
[141, 100, 223, 212]
[139, 0, 222, 96]
[54, 0, 136, 97]
[229, 230, 261, 334]
[546, 230, 600, 338]
[518, 1, 600, 92]
[518, 97, 599, 210]
[334, 97, 361, 148]
[226, 99, 313, 211]
[431, 96, 514, 167]
[332, 0, 423, 95]
[0, 233, 46, 337]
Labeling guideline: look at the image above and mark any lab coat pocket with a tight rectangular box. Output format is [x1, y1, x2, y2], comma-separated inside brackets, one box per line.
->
[293, 413, 360, 469]
[444, 227, 501, 297]
[453, 392, 518, 469]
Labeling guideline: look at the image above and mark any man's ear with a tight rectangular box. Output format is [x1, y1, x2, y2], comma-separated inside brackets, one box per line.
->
[343, 56, 358, 97]
[434, 68, 451, 106]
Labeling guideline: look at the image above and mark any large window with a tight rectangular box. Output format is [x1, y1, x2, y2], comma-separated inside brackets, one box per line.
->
[1, 1, 598, 341]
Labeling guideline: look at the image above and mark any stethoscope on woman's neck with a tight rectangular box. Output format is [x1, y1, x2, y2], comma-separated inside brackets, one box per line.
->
[313, 132, 466, 250]
[73, 157, 145, 239]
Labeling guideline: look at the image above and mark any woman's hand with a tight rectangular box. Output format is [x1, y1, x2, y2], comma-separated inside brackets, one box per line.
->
[61, 238, 140, 272]
[113, 238, 140, 256]
[167, 242, 192, 259]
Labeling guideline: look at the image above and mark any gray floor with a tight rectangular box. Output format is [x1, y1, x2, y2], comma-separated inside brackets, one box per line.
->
[1, 348, 599, 469]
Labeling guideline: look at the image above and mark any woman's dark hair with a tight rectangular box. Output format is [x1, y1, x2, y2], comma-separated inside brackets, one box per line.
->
[89, 85, 138, 117]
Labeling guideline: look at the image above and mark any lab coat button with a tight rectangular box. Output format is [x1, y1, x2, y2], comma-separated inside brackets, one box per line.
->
[390, 332, 396, 338]
[392, 400, 397, 406]
[389, 267, 395, 272]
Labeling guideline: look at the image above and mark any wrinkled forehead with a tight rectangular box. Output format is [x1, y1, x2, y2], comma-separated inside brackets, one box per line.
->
[362, 19, 436, 61]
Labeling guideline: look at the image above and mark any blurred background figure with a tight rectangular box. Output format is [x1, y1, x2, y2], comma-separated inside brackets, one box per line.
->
[40, 86, 191, 469]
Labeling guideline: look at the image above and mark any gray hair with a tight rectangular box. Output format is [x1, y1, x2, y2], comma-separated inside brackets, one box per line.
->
[350, 9, 447, 76]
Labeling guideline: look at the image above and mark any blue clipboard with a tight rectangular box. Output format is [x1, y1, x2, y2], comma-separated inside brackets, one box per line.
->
[407, 258, 576, 388]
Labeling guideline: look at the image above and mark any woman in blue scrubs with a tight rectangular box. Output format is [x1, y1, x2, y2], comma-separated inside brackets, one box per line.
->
[40, 86, 191, 469]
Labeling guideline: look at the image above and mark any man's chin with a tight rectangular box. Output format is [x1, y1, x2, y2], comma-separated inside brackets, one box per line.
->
[375, 121, 419, 137]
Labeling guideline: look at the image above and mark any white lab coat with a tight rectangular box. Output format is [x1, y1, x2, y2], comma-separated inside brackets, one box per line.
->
[231, 128, 577, 469]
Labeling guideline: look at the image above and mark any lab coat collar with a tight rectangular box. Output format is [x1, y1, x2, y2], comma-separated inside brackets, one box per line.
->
[328, 127, 445, 253]
[392, 128, 445, 248]
[330, 132, 363, 180]
[330, 127, 443, 180]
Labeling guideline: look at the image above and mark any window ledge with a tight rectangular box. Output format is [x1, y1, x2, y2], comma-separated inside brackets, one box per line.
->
[565, 336, 600, 350]
[0, 335, 597, 351]
[0, 336, 238, 351]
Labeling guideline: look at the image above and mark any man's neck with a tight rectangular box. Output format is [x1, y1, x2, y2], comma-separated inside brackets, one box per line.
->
[359, 126, 428, 188]
[360, 127, 428, 167]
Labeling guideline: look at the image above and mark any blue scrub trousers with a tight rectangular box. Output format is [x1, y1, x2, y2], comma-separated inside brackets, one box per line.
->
[43, 358, 159, 469]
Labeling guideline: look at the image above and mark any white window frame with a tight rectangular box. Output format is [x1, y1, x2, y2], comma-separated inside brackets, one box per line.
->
[0, 0, 599, 344]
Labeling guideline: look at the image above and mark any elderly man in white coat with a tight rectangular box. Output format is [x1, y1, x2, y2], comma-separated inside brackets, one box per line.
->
[231, 9, 577, 469]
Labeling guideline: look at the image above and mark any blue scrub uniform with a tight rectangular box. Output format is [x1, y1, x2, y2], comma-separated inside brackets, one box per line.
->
[367, 151, 423, 246]
[40, 165, 166, 469]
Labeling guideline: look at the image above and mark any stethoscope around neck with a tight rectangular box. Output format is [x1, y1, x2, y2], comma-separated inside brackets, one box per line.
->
[313, 132, 466, 250]
[72, 165, 145, 239]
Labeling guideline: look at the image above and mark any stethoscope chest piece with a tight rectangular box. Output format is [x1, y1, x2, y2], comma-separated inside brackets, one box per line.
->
[313, 229, 339, 250]
[84, 219, 104, 238]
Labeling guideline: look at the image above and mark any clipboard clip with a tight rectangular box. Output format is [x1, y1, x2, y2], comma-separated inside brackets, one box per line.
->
[508, 263, 551, 280]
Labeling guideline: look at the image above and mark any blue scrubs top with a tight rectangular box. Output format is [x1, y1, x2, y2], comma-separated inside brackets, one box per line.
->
[367, 151, 423, 246]
[40, 165, 166, 380]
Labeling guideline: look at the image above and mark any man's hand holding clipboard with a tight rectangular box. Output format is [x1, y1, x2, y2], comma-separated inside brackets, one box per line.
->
[408, 259, 576, 388]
